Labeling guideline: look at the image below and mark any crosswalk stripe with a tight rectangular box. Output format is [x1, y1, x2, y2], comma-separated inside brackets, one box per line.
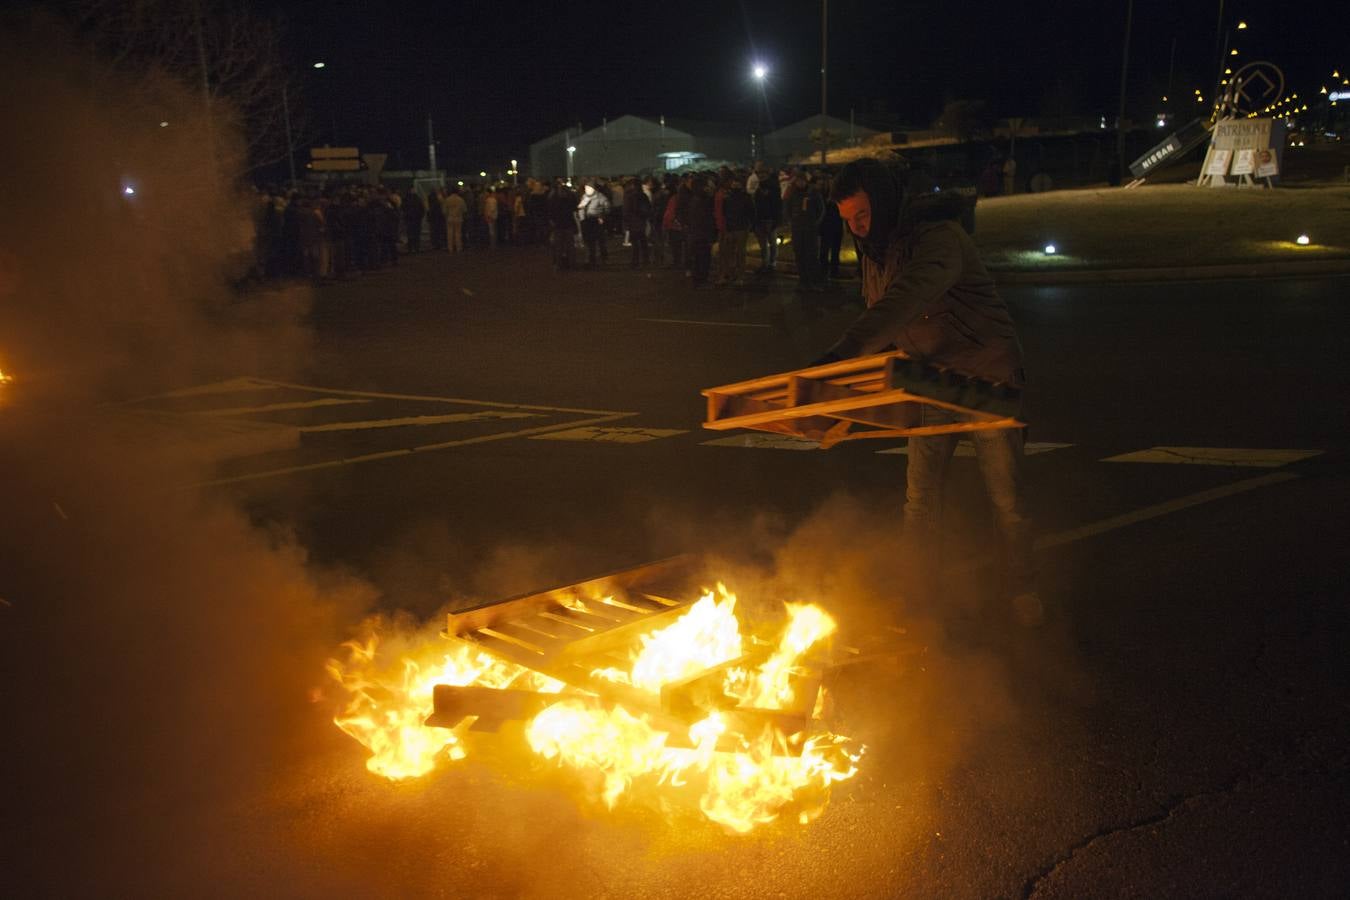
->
[1101, 447, 1322, 468]
[192, 413, 636, 488]
[529, 426, 687, 444]
[701, 434, 822, 451]
[187, 398, 370, 417]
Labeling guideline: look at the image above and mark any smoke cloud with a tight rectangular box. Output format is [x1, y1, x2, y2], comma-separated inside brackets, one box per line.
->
[0, 12, 356, 894]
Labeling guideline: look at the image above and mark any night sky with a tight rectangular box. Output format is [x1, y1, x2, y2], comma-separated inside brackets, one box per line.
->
[267, 0, 1342, 171]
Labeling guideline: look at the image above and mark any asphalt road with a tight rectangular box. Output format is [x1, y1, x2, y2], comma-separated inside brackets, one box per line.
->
[6, 246, 1348, 898]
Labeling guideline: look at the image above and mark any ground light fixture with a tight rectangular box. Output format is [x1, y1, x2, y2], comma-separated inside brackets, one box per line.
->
[1043, 243, 1057, 255]
[1296, 234, 1311, 245]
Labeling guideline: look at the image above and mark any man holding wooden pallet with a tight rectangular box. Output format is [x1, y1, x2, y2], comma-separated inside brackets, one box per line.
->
[812, 158, 1041, 625]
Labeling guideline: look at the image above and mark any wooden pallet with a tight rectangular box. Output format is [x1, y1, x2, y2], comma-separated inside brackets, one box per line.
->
[702, 350, 1024, 447]
[426, 556, 844, 752]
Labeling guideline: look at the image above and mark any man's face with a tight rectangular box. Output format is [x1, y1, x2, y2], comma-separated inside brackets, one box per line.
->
[837, 190, 872, 237]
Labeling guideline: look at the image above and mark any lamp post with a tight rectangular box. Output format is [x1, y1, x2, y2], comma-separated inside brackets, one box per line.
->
[511, 159, 518, 186]
[280, 62, 329, 189]
[566, 144, 576, 185]
[751, 63, 769, 160]
[311, 61, 337, 144]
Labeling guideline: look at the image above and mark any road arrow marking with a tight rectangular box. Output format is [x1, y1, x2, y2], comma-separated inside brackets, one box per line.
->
[701, 434, 821, 450]
[1102, 447, 1322, 468]
[530, 426, 686, 444]
[877, 441, 1073, 458]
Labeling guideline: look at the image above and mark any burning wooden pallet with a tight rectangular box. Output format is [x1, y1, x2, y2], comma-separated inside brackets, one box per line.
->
[702, 350, 1023, 447]
[425, 556, 842, 754]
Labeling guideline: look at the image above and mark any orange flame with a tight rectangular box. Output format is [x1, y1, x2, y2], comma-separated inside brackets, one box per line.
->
[327, 585, 862, 831]
[326, 625, 564, 780]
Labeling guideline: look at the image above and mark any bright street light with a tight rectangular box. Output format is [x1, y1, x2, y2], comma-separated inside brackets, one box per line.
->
[566, 145, 576, 153]
[1236, 21, 1248, 29]
[752, 63, 768, 80]
[312, 61, 326, 69]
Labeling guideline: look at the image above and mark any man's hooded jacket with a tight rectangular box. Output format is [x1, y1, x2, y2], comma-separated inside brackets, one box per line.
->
[828, 160, 1024, 387]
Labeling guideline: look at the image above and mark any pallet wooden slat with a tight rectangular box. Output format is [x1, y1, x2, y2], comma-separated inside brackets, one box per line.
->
[702, 350, 1024, 446]
[445, 554, 700, 636]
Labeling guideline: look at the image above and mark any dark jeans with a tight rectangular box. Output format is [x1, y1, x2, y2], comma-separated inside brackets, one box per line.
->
[667, 230, 686, 268]
[551, 227, 575, 270]
[900, 404, 1036, 602]
[820, 227, 843, 277]
[689, 236, 712, 283]
[405, 218, 422, 252]
[754, 220, 779, 269]
[792, 228, 820, 284]
[629, 232, 649, 267]
[580, 217, 603, 265]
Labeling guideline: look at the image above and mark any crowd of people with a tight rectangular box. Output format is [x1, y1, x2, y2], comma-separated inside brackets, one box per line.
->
[252, 161, 850, 291]
[539, 162, 847, 290]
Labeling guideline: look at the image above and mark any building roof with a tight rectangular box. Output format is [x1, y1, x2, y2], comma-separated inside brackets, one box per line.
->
[764, 114, 879, 140]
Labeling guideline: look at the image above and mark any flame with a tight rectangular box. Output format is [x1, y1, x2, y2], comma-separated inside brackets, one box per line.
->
[326, 624, 563, 780]
[327, 586, 862, 831]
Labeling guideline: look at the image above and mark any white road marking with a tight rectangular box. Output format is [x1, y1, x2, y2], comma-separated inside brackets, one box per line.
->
[1102, 446, 1322, 468]
[299, 411, 538, 433]
[119, 376, 280, 402]
[877, 441, 1073, 458]
[188, 398, 370, 417]
[1035, 471, 1300, 551]
[701, 434, 821, 450]
[192, 413, 636, 488]
[637, 318, 772, 329]
[238, 377, 624, 416]
[530, 426, 686, 444]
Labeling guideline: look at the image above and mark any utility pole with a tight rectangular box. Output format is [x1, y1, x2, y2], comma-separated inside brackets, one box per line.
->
[820, 0, 828, 165]
[1211, 0, 1226, 83]
[1116, 0, 1134, 184]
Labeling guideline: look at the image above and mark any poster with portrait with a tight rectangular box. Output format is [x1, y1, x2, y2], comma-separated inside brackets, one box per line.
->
[1255, 148, 1279, 178]
[1205, 149, 1233, 176]
[1230, 148, 1256, 176]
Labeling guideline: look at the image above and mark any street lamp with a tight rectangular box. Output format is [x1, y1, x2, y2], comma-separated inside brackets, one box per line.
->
[750, 63, 770, 160]
[511, 159, 518, 186]
[313, 61, 326, 69]
[566, 145, 576, 184]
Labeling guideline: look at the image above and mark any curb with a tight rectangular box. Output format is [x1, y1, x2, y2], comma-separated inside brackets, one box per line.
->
[990, 257, 1350, 285]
